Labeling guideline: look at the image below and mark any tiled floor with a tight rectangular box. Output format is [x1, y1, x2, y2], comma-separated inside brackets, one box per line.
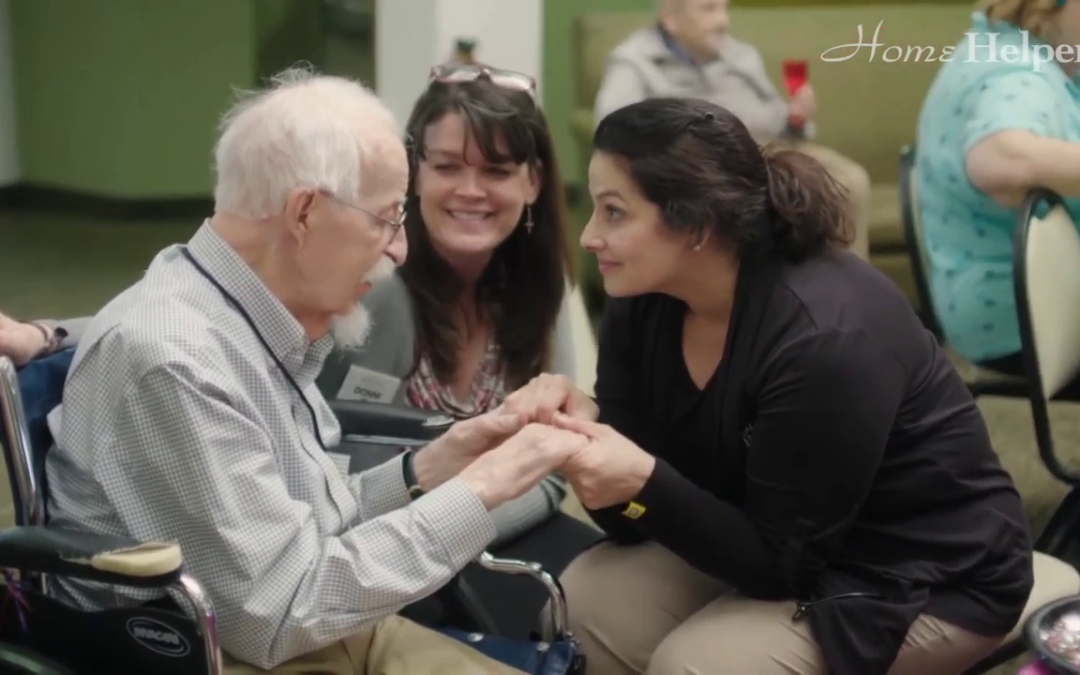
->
[3, 206, 1078, 672]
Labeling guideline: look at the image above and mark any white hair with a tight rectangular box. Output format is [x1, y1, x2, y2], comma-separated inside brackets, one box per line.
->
[213, 64, 400, 220]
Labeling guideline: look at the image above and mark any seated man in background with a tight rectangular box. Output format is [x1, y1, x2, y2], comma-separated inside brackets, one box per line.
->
[44, 66, 587, 674]
[916, 0, 1080, 380]
[594, 0, 870, 259]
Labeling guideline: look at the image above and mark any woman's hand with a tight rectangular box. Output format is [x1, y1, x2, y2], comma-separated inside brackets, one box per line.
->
[0, 313, 49, 367]
[502, 373, 598, 424]
[551, 412, 655, 510]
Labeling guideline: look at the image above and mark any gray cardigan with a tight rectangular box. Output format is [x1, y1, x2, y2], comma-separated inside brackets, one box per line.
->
[316, 274, 575, 546]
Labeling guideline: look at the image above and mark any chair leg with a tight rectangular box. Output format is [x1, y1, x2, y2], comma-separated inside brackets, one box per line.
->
[1036, 486, 1080, 558]
[960, 638, 1027, 675]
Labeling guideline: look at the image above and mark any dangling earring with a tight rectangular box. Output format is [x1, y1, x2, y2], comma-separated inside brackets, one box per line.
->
[524, 205, 534, 234]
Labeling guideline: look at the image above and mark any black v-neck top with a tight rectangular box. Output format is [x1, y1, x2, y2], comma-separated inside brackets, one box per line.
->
[586, 248, 1033, 674]
[653, 298, 728, 492]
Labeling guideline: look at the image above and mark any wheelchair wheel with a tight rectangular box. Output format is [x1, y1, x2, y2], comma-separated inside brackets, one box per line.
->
[0, 642, 74, 674]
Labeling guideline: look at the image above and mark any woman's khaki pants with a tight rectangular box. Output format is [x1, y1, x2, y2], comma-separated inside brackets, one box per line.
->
[223, 614, 527, 674]
[557, 541, 1005, 675]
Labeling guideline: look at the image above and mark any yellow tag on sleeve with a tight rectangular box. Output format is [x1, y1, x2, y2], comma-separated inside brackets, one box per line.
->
[621, 501, 646, 519]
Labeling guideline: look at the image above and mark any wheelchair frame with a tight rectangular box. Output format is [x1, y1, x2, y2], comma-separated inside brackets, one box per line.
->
[327, 398, 574, 640]
[0, 354, 224, 673]
[0, 353, 579, 673]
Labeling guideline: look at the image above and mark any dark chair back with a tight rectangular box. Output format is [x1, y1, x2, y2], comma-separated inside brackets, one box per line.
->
[0, 350, 76, 530]
[1, 349, 75, 528]
[899, 144, 945, 340]
[1013, 189, 1080, 490]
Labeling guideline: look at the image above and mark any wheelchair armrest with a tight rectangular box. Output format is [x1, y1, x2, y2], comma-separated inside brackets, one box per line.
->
[0, 526, 183, 588]
[477, 552, 570, 642]
[330, 400, 454, 443]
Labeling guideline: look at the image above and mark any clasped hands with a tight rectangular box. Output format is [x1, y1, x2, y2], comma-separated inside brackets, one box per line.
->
[414, 374, 655, 513]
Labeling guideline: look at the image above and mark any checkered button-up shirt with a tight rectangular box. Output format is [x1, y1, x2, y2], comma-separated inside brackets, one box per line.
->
[45, 222, 498, 668]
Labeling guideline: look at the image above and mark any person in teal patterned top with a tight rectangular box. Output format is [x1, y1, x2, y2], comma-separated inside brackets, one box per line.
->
[916, 0, 1080, 372]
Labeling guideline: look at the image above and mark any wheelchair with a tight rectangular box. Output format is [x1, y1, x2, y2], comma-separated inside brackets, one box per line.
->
[0, 349, 600, 674]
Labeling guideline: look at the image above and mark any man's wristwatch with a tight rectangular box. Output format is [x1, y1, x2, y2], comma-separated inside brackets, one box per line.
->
[401, 448, 425, 500]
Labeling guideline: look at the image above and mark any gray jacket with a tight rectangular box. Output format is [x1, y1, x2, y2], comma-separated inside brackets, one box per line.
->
[594, 27, 805, 144]
[316, 274, 575, 547]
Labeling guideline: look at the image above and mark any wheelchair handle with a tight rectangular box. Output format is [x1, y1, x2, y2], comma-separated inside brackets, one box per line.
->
[477, 552, 570, 643]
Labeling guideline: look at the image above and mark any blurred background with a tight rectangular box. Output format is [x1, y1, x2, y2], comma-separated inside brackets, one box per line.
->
[0, 0, 975, 320]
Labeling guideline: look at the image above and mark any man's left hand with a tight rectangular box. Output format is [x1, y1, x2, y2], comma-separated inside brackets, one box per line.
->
[550, 412, 656, 510]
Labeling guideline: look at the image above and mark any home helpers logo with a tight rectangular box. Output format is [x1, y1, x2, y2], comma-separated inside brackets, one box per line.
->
[819, 20, 1079, 72]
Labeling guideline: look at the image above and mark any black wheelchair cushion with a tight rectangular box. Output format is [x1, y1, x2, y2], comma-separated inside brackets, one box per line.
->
[0, 527, 182, 588]
[330, 400, 453, 440]
[0, 588, 208, 675]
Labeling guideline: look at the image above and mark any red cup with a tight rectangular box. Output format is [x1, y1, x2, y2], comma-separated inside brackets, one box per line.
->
[782, 59, 809, 128]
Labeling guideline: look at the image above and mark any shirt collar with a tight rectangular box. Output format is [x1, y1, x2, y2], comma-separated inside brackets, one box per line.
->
[183, 221, 334, 382]
[656, 23, 697, 65]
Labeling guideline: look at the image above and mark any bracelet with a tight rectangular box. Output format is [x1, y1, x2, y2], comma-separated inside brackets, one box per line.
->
[26, 322, 66, 358]
[26, 322, 52, 357]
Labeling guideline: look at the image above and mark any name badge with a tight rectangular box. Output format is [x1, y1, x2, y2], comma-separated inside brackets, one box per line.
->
[337, 365, 401, 403]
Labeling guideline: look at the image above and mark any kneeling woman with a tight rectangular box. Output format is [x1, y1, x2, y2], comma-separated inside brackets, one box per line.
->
[509, 98, 1033, 673]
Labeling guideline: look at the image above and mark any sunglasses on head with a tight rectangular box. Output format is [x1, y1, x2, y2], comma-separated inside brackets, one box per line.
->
[428, 64, 537, 98]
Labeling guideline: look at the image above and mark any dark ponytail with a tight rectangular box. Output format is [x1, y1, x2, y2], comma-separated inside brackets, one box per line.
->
[592, 97, 852, 264]
[762, 147, 853, 262]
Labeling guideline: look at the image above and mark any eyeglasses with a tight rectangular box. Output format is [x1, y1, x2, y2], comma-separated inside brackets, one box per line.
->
[325, 192, 406, 238]
[428, 64, 537, 98]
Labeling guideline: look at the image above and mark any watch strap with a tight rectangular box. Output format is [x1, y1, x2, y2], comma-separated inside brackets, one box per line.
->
[402, 448, 425, 500]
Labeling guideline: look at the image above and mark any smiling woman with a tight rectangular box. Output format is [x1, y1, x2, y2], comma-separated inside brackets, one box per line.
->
[316, 64, 579, 549]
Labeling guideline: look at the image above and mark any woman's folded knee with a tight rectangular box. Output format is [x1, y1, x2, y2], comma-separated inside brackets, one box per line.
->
[644, 597, 823, 675]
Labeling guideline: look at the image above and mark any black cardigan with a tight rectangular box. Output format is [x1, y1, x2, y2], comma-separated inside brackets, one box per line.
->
[587, 248, 1033, 674]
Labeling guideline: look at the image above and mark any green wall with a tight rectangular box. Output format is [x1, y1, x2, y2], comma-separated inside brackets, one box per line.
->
[543, 0, 654, 186]
[10, 0, 974, 199]
[12, 0, 256, 198]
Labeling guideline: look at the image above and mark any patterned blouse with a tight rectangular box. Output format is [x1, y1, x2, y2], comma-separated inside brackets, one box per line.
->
[405, 334, 506, 418]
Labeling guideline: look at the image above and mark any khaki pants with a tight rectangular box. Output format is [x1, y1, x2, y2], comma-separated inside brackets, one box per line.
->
[223, 615, 527, 675]
[557, 542, 1004, 674]
[784, 142, 872, 262]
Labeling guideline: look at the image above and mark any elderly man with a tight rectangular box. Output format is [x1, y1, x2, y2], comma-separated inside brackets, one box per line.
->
[595, 0, 870, 259]
[43, 67, 587, 674]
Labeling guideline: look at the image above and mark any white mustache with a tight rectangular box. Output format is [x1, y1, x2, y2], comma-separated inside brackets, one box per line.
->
[365, 255, 395, 284]
[330, 255, 397, 350]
